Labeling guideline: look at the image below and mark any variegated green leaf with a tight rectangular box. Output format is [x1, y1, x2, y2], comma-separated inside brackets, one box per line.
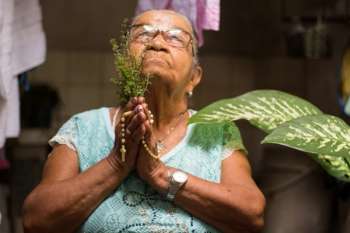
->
[189, 90, 322, 133]
[310, 154, 350, 182]
[188, 122, 247, 154]
[262, 115, 350, 158]
[189, 89, 350, 181]
[263, 114, 350, 181]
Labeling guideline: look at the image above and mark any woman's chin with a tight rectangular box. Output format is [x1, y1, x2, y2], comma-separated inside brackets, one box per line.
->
[142, 66, 170, 80]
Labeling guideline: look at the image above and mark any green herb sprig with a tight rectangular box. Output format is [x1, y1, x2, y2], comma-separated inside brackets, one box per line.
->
[110, 21, 150, 105]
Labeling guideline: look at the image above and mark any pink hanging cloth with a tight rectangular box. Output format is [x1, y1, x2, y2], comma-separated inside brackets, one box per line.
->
[135, 0, 220, 47]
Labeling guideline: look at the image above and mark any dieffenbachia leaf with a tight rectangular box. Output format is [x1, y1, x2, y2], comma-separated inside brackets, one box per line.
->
[262, 115, 350, 181]
[262, 115, 350, 158]
[311, 154, 350, 182]
[189, 90, 322, 133]
[190, 89, 350, 181]
[188, 122, 247, 154]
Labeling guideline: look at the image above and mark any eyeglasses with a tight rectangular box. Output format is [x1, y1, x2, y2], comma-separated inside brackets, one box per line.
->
[129, 24, 193, 50]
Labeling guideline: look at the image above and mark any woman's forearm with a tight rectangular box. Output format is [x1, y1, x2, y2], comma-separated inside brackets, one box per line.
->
[149, 166, 265, 233]
[176, 176, 265, 232]
[23, 155, 128, 233]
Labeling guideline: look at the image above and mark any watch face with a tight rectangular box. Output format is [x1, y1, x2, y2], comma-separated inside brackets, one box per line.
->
[173, 171, 188, 183]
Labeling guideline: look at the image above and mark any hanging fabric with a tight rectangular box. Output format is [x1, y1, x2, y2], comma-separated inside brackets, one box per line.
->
[0, 0, 46, 171]
[339, 41, 350, 116]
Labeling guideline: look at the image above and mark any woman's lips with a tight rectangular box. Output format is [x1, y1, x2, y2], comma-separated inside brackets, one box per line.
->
[142, 55, 169, 67]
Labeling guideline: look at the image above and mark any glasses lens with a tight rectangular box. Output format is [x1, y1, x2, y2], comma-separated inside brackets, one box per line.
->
[165, 29, 191, 48]
[131, 25, 156, 43]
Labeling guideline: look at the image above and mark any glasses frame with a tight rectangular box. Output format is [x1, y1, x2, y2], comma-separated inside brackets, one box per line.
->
[129, 23, 194, 55]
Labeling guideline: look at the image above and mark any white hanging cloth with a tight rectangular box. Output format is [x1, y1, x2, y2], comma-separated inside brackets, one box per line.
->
[0, 0, 46, 147]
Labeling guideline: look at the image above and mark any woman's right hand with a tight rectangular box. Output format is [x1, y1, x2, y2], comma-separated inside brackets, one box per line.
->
[107, 97, 149, 175]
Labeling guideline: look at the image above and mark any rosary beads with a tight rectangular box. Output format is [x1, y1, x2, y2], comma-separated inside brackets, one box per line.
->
[119, 110, 133, 162]
[119, 109, 160, 162]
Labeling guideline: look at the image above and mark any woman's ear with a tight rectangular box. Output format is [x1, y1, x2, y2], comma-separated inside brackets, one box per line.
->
[189, 65, 202, 91]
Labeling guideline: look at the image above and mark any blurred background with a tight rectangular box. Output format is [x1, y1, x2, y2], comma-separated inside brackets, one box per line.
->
[1, 0, 350, 232]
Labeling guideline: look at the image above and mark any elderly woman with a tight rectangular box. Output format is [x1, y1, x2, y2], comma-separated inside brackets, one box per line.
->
[23, 10, 265, 233]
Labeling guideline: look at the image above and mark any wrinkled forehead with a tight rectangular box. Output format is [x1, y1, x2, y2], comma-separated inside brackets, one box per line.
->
[132, 10, 193, 34]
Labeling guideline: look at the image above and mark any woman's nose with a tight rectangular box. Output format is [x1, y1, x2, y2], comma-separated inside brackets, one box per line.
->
[147, 33, 168, 51]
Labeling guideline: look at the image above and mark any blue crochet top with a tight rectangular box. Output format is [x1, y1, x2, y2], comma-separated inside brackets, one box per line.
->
[49, 107, 237, 233]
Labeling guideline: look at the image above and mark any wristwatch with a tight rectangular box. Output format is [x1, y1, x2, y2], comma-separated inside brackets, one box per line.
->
[166, 170, 188, 201]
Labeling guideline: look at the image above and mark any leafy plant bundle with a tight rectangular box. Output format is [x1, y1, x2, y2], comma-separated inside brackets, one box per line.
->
[189, 90, 350, 182]
[110, 22, 150, 105]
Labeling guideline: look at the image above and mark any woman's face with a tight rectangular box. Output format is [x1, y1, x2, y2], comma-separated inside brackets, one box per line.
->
[128, 10, 200, 95]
